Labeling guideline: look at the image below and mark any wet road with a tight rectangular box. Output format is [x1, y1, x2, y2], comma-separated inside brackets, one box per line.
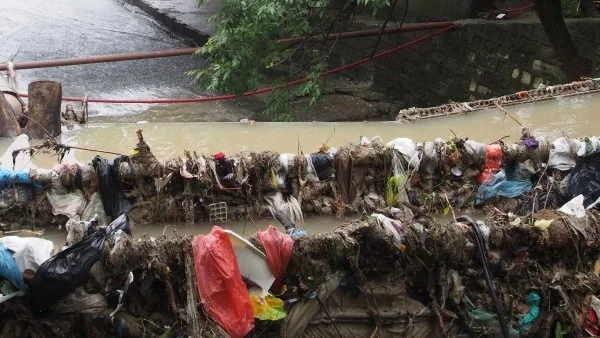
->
[0, 0, 210, 117]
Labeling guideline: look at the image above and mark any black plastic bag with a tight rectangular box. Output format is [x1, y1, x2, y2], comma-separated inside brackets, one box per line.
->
[566, 151, 600, 207]
[29, 214, 130, 314]
[92, 156, 132, 219]
[310, 152, 334, 180]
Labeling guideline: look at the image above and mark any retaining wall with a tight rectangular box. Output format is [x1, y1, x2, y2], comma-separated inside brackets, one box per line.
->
[331, 18, 600, 107]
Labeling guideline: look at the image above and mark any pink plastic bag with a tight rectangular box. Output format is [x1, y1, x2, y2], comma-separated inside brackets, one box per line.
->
[192, 226, 254, 338]
[257, 225, 294, 291]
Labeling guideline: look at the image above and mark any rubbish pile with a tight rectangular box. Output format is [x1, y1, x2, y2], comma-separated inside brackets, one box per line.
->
[0, 129, 599, 336]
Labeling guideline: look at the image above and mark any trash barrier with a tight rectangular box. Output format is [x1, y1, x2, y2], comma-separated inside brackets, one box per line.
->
[192, 226, 254, 338]
[29, 214, 130, 313]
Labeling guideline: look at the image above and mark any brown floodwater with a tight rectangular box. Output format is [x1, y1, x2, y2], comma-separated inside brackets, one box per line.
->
[39, 215, 345, 245]
[1, 92, 599, 169]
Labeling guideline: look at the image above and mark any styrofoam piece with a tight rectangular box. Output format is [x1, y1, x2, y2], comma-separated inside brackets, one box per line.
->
[224, 230, 275, 295]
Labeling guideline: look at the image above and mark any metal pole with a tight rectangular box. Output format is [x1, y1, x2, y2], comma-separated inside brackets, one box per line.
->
[0, 21, 453, 71]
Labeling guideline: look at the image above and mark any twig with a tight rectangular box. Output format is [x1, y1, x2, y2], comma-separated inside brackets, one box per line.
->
[247, 214, 261, 232]
[370, 0, 401, 58]
[494, 102, 524, 127]
[325, 124, 336, 144]
[369, 325, 379, 338]
[443, 193, 456, 222]
[431, 301, 450, 338]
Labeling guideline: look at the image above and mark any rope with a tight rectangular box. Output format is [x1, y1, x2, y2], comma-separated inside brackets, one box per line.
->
[17, 25, 454, 104]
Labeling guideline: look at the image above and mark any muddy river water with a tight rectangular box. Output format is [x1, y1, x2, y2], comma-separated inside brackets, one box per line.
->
[1, 92, 599, 243]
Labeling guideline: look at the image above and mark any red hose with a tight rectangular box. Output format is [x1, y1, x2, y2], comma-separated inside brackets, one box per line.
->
[18, 25, 454, 104]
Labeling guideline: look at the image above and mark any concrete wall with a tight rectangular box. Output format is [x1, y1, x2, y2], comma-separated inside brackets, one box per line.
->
[330, 18, 600, 107]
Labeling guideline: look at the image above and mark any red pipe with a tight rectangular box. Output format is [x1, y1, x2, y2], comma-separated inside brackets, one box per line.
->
[0, 22, 453, 71]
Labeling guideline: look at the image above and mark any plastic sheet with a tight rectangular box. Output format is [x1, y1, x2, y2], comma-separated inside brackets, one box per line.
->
[0, 244, 25, 292]
[49, 286, 106, 315]
[29, 214, 130, 313]
[0, 134, 35, 170]
[46, 183, 86, 218]
[372, 213, 405, 248]
[81, 192, 107, 226]
[304, 154, 319, 182]
[257, 225, 293, 291]
[264, 192, 304, 225]
[192, 226, 254, 338]
[548, 137, 579, 170]
[0, 236, 53, 272]
[387, 138, 420, 169]
[476, 169, 532, 205]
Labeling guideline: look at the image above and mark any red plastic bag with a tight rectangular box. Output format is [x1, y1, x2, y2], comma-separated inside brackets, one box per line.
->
[192, 226, 254, 338]
[477, 144, 503, 184]
[257, 225, 294, 291]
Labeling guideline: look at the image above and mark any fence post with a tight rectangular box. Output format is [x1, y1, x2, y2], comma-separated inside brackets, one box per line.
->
[27, 80, 62, 139]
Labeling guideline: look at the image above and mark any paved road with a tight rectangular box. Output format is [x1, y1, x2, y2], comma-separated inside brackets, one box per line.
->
[0, 0, 208, 117]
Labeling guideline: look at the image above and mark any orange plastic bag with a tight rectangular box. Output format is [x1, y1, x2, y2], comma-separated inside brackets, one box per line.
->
[477, 144, 503, 184]
[257, 225, 293, 291]
[192, 226, 254, 338]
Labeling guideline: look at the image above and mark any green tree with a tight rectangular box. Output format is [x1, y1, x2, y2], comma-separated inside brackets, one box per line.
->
[189, 0, 389, 121]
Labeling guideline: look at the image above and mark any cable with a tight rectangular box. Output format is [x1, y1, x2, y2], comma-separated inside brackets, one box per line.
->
[456, 215, 510, 338]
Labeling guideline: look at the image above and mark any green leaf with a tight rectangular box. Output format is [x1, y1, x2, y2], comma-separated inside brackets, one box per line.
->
[443, 205, 451, 216]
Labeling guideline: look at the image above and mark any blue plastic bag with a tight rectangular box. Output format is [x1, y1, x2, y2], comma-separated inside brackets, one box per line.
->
[0, 244, 25, 293]
[476, 169, 532, 205]
[0, 168, 31, 190]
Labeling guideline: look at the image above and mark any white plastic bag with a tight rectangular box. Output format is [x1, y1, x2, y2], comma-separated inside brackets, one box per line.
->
[0, 236, 53, 272]
[387, 138, 420, 170]
[548, 137, 579, 171]
[46, 183, 86, 218]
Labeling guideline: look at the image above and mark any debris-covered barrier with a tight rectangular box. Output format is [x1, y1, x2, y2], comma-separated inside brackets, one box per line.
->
[1, 128, 599, 232]
[396, 79, 600, 122]
[0, 128, 600, 336]
[1, 210, 600, 337]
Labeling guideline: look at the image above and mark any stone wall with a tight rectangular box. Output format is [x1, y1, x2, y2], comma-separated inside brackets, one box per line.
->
[330, 18, 600, 108]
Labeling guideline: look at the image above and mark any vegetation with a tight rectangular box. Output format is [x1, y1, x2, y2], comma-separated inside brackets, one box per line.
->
[189, 0, 390, 120]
